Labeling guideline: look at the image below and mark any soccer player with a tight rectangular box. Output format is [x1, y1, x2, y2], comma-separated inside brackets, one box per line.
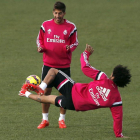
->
[19, 44, 131, 138]
[36, 1, 78, 129]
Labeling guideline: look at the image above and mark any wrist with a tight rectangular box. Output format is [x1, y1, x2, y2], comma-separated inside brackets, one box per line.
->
[84, 50, 91, 55]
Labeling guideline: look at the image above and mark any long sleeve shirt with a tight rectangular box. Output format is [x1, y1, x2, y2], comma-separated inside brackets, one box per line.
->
[36, 19, 78, 68]
[72, 51, 123, 137]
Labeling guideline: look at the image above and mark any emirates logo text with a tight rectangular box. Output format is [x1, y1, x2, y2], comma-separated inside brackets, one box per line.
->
[47, 35, 65, 43]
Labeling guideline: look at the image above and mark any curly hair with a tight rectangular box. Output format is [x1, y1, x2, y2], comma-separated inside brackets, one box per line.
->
[53, 1, 66, 13]
[112, 65, 131, 87]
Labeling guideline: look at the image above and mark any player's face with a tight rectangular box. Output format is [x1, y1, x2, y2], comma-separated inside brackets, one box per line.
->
[53, 9, 65, 24]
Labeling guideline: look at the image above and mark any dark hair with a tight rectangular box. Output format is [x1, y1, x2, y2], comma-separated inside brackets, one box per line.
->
[53, 1, 66, 13]
[112, 65, 131, 87]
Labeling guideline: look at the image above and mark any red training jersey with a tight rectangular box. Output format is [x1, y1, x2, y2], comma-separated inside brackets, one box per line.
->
[36, 19, 78, 68]
[72, 51, 123, 137]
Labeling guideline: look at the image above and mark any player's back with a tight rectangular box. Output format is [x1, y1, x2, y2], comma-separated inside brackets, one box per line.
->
[72, 78, 122, 111]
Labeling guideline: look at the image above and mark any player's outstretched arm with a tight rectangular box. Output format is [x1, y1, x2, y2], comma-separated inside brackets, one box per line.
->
[80, 44, 100, 80]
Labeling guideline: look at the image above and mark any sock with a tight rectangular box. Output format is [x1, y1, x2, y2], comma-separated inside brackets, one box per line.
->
[39, 81, 47, 90]
[25, 91, 31, 98]
[59, 113, 65, 121]
[42, 113, 49, 121]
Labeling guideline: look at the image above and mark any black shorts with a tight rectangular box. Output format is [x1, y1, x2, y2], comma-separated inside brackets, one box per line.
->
[41, 65, 70, 88]
[54, 70, 75, 110]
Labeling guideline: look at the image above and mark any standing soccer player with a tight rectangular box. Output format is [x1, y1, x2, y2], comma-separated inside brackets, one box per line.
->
[36, 1, 78, 129]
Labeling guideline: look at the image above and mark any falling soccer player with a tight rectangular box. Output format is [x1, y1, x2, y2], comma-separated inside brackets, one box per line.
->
[19, 44, 131, 138]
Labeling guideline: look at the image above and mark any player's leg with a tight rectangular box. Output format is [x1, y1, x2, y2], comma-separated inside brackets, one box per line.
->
[24, 92, 72, 111]
[42, 88, 52, 113]
[58, 92, 67, 128]
[39, 69, 74, 128]
[57, 67, 70, 128]
[42, 67, 69, 128]
[37, 88, 52, 129]
[43, 67, 67, 128]
[29, 94, 57, 105]
[24, 68, 71, 128]
[19, 69, 75, 128]
[28, 94, 73, 111]
[38, 66, 58, 129]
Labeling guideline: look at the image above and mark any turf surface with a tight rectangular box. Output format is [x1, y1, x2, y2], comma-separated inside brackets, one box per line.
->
[0, 0, 140, 139]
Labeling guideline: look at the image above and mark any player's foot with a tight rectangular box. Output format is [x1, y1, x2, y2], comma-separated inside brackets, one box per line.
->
[37, 119, 49, 129]
[18, 84, 28, 97]
[58, 120, 67, 128]
[26, 83, 44, 95]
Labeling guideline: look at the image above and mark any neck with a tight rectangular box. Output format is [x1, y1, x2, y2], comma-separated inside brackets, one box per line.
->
[54, 19, 64, 24]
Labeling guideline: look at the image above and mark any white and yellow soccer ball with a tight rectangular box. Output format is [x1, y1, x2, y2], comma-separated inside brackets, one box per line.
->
[25, 75, 41, 85]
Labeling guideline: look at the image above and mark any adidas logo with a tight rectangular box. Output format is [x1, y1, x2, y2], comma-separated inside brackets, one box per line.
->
[96, 86, 110, 101]
[47, 29, 51, 34]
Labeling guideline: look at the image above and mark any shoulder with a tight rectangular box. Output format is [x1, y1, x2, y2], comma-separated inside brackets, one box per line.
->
[65, 19, 77, 28]
[42, 19, 53, 25]
[96, 71, 108, 80]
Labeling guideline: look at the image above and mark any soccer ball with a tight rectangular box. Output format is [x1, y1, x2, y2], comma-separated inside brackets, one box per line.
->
[25, 75, 41, 85]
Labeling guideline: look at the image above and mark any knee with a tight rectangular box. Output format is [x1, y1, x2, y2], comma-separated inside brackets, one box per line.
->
[50, 68, 59, 75]
[55, 96, 67, 109]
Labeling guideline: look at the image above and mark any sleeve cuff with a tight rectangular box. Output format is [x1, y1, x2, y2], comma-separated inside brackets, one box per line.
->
[84, 50, 91, 56]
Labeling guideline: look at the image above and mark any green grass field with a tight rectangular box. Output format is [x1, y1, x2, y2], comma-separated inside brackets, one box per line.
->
[0, 0, 140, 139]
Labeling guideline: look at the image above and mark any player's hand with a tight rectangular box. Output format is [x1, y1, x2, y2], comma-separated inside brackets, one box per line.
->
[85, 44, 94, 54]
[66, 45, 70, 51]
[37, 47, 43, 52]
